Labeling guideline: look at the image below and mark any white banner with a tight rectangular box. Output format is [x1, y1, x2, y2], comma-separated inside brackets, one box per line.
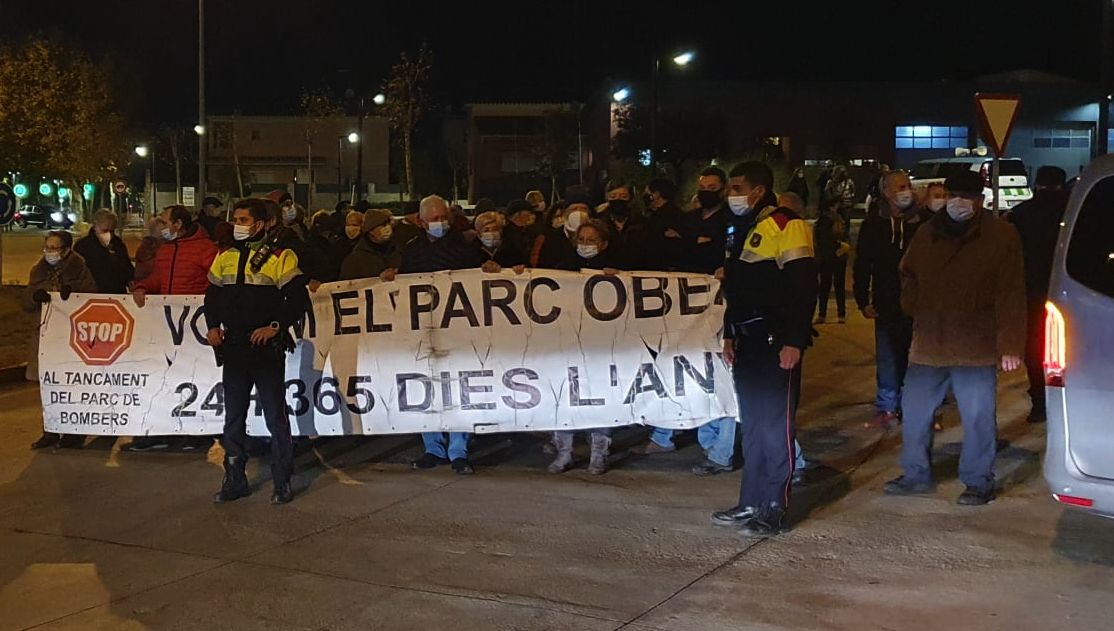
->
[38, 269, 736, 436]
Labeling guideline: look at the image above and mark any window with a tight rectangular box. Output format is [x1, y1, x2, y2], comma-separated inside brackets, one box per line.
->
[896, 125, 967, 150]
[1033, 128, 1090, 150]
[1066, 176, 1114, 298]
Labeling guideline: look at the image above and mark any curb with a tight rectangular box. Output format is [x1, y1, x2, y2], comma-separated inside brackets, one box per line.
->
[0, 364, 28, 385]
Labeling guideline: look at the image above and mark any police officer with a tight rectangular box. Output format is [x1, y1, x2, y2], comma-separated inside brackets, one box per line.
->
[205, 198, 308, 505]
[711, 161, 817, 537]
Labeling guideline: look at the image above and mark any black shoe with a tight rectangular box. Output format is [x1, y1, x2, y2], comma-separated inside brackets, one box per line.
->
[711, 505, 757, 526]
[451, 458, 474, 475]
[411, 453, 450, 470]
[57, 434, 85, 449]
[791, 469, 808, 487]
[692, 459, 734, 477]
[270, 480, 294, 504]
[957, 485, 996, 506]
[213, 457, 251, 503]
[179, 437, 214, 454]
[739, 508, 788, 538]
[1027, 407, 1047, 423]
[31, 432, 60, 450]
[883, 476, 937, 496]
[123, 437, 170, 453]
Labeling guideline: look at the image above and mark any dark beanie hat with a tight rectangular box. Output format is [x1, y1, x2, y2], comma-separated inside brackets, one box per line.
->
[504, 199, 534, 215]
[943, 171, 984, 197]
[474, 198, 496, 214]
[564, 185, 594, 208]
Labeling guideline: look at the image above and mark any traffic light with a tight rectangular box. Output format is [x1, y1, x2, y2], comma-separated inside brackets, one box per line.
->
[38, 183, 53, 196]
[13, 183, 28, 199]
[82, 183, 94, 200]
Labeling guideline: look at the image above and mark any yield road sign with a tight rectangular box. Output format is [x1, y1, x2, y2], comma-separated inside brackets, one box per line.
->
[975, 93, 1021, 156]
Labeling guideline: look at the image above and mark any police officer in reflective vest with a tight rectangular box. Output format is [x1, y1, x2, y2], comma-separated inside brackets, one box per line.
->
[205, 198, 308, 504]
[711, 161, 817, 537]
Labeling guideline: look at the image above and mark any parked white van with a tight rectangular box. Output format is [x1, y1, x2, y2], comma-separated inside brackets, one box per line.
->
[910, 157, 1032, 211]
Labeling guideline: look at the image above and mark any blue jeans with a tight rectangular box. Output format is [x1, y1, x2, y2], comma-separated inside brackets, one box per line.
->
[650, 418, 736, 466]
[874, 318, 913, 413]
[899, 364, 998, 491]
[421, 432, 469, 461]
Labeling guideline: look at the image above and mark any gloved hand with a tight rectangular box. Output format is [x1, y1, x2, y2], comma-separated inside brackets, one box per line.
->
[32, 289, 50, 304]
[59, 285, 73, 300]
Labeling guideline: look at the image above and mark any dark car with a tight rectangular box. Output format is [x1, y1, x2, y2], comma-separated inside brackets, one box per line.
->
[12, 205, 76, 229]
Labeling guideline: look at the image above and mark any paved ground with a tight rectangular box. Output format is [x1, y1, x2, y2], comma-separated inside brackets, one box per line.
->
[2, 314, 1113, 630]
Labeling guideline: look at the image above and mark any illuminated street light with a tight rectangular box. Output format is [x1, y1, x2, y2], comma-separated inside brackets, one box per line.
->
[13, 183, 28, 199]
[372, 93, 386, 106]
[57, 186, 70, 199]
[347, 132, 360, 143]
[194, 124, 206, 135]
[134, 145, 149, 157]
[39, 183, 53, 196]
[612, 87, 631, 103]
[672, 51, 695, 66]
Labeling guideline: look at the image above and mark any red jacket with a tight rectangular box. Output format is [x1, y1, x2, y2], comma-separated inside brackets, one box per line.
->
[134, 225, 217, 295]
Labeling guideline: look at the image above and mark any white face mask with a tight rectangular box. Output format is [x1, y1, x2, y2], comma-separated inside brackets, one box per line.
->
[44, 251, 63, 265]
[374, 225, 393, 241]
[928, 198, 946, 212]
[894, 190, 914, 209]
[96, 231, 112, 245]
[427, 221, 448, 238]
[345, 225, 361, 239]
[946, 198, 976, 222]
[282, 207, 298, 223]
[727, 195, 752, 216]
[565, 212, 585, 234]
[480, 233, 501, 249]
[233, 224, 254, 241]
[577, 244, 599, 259]
[161, 227, 178, 241]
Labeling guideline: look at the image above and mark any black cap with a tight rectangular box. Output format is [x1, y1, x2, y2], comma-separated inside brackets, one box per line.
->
[504, 199, 534, 215]
[474, 198, 496, 214]
[201, 196, 223, 207]
[335, 200, 352, 212]
[354, 199, 372, 212]
[944, 171, 984, 197]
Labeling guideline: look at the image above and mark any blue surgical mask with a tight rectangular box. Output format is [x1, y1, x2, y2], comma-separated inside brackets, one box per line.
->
[427, 221, 447, 238]
[480, 233, 500, 249]
[946, 198, 976, 222]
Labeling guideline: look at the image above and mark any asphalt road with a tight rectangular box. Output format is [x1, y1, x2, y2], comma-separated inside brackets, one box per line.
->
[1, 313, 1111, 630]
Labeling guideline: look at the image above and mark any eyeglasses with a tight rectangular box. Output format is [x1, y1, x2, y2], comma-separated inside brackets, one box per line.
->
[43, 246, 65, 254]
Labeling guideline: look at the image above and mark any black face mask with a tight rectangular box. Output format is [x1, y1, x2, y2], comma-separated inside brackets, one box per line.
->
[697, 190, 722, 209]
[608, 199, 630, 217]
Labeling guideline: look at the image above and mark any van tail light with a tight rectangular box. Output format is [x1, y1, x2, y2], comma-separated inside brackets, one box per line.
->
[1044, 301, 1066, 387]
[980, 164, 992, 188]
[1053, 493, 1093, 508]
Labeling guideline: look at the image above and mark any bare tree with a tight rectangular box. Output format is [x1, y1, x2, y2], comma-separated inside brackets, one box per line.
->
[381, 46, 433, 201]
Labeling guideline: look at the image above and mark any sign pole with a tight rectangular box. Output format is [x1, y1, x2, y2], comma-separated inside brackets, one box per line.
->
[991, 154, 1001, 214]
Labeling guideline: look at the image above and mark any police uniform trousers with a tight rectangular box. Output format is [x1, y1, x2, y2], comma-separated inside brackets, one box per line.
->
[731, 327, 803, 510]
[221, 339, 294, 484]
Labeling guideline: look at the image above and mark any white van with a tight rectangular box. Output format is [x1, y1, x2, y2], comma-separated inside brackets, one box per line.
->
[910, 157, 1032, 211]
[1043, 154, 1114, 519]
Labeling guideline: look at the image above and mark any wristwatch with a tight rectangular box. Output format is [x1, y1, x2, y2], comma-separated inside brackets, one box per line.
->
[269, 321, 280, 330]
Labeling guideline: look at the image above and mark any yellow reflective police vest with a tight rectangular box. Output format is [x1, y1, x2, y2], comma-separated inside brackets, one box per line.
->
[208, 243, 301, 289]
[738, 205, 815, 269]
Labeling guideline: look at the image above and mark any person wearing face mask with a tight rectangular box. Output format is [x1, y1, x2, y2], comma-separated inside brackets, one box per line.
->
[786, 167, 810, 208]
[473, 211, 527, 273]
[631, 167, 736, 476]
[710, 161, 816, 538]
[339, 209, 403, 281]
[920, 182, 948, 219]
[525, 189, 547, 214]
[125, 205, 218, 453]
[325, 210, 366, 279]
[74, 208, 134, 294]
[597, 178, 650, 270]
[538, 192, 592, 269]
[26, 231, 97, 450]
[401, 195, 484, 475]
[885, 171, 1025, 506]
[811, 197, 850, 325]
[272, 201, 331, 290]
[205, 198, 308, 504]
[196, 197, 227, 242]
[824, 164, 856, 222]
[545, 219, 619, 474]
[853, 170, 927, 429]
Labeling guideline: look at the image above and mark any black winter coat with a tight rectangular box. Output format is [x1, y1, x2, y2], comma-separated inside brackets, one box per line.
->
[853, 204, 926, 320]
[1007, 189, 1068, 302]
[73, 233, 133, 294]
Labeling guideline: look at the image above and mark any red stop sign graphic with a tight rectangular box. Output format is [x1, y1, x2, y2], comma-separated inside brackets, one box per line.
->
[68, 299, 136, 366]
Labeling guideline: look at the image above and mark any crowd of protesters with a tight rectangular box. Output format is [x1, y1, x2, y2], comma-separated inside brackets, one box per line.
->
[23, 158, 1061, 534]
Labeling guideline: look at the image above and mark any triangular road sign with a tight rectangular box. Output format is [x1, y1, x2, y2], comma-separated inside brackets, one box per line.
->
[975, 93, 1021, 156]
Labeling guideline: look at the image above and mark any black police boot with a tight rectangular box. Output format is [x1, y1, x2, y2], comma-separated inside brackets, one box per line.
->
[739, 505, 788, 538]
[711, 505, 757, 526]
[213, 456, 251, 503]
[270, 479, 294, 505]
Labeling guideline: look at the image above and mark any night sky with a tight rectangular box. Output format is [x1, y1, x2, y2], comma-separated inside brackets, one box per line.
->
[1, 0, 1105, 126]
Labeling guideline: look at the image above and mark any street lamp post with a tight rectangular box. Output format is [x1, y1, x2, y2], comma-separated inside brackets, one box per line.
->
[650, 50, 694, 176]
[198, 0, 206, 201]
[353, 92, 384, 203]
[135, 144, 154, 218]
[337, 133, 358, 203]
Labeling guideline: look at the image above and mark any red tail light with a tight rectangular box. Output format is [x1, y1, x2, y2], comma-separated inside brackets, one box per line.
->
[1053, 493, 1093, 508]
[979, 164, 992, 188]
[1044, 301, 1066, 387]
